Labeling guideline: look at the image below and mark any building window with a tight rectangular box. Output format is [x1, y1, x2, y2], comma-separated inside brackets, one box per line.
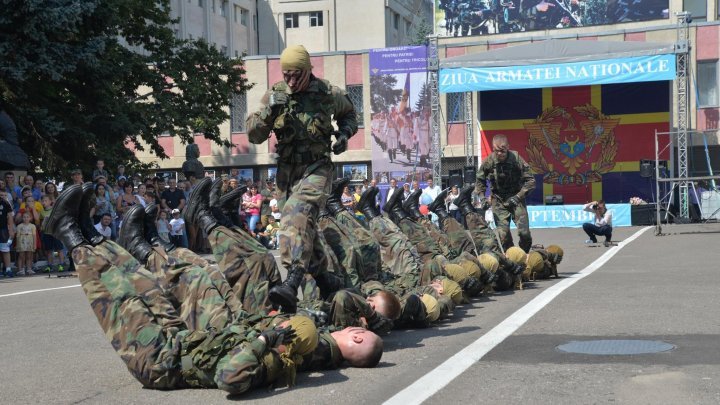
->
[220, 0, 227, 17]
[210, 0, 215, 13]
[220, 45, 228, 55]
[684, 0, 707, 20]
[393, 12, 399, 30]
[285, 13, 299, 29]
[197, 0, 203, 6]
[698, 61, 719, 107]
[346, 85, 364, 127]
[405, 20, 411, 35]
[309, 11, 323, 27]
[447, 92, 466, 122]
[234, 6, 248, 25]
[231, 93, 247, 132]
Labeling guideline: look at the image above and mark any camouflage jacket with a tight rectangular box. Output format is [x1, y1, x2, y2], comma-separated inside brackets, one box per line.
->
[246, 76, 358, 165]
[476, 150, 535, 200]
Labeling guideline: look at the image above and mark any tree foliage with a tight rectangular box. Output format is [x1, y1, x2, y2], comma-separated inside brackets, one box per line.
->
[370, 74, 401, 114]
[0, 0, 250, 177]
[408, 18, 433, 46]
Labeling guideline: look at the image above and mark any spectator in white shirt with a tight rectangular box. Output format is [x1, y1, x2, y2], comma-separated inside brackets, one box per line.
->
[94, 213, 113, 240]
[582, 200, 613, 246]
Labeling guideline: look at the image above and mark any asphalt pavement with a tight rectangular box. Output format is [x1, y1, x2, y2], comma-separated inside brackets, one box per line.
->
[1, 223, 719, 404]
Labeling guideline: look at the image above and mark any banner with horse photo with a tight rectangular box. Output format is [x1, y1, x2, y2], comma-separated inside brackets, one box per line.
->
[434, 0, 668, 37]
[477, 81, 670, 205]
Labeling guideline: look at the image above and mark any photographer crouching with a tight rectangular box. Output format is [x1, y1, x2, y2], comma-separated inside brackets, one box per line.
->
[582, 200, 612, 247]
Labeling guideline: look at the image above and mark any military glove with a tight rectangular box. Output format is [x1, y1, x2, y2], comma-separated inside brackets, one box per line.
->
[366, 311, 394, 335]
[268, 92, 289, 109]
[260, 326, 296, 347]
[296, 308, 329, 327]
[332, 132, 349, 155]
[507, 195, 521, 208]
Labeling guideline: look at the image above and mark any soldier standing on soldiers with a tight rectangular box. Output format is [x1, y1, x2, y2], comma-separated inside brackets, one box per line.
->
[475, 133, 535, 252]
[246, 45, 358, 312]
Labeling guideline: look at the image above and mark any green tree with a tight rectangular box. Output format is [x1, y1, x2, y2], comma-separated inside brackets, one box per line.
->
[415, 81, 431, 112]
[0, 0, 249, 177]
[408, 18, 434, 46]
[370, 74, 401, 114]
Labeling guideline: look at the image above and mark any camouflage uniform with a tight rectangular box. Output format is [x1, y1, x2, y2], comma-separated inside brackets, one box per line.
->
[418, 217, 453, 258]
[436, 216, 477, 258]
[464, 210, 500, 253]
[334, 210, 381, 282]
[73, 240, 287, 394]
[207, 225, 282, 314]
[317, 212, 364, 287]
[247, 77, 357, 276]
[476, 149, 535, 252]
[366, 215, 428, 281]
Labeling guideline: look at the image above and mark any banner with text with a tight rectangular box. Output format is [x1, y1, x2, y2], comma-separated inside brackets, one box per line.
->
[440, 54, 676, 93]
[434, 0, 669, 38]
[521, 204, 632, 228]
[369, 46, 432, 195]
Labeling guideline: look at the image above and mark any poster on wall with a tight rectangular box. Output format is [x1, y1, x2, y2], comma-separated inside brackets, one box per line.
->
[477, 81, 670, 205]
[434, 0, 668, 37]
[369, 46, 432, 188]
[237, 168, 254, 183]
[342, 164, 368, 181]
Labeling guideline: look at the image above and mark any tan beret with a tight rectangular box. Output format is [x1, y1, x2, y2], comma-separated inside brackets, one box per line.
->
[478, 253, 499, 273]
[506, 247, 527, 265]
[280, 45, 312, 71]
[421, 294, 440, 322]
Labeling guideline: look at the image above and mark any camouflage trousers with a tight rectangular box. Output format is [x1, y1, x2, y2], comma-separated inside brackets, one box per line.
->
[418, 217, 452, 258]
[396, 218, 444, 266]
[73, 240, 273, 393]
[276, 161, 332, 273]
[334, 210, 381, 282]
[491, 198, 532, 252]
[464, 211, 500, 253]
[440, 216, 478, 257]
[318, 214, 363, 288]
[208, 225, 282, 315]
[367, 215, 426, 281]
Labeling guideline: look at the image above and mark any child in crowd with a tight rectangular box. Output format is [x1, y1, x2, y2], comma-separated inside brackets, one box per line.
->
[156, 210, 170, 243]
[40, 195, 65, 273]
[15, 212, 36, 276]
[168, 209, 186, 248]
[265, 215, 280, 249]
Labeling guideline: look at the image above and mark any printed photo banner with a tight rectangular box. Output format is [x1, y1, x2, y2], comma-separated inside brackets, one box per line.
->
[369, 46, 432, 184]
[434, 0, 669, 38]
[440, 54, 676, 93]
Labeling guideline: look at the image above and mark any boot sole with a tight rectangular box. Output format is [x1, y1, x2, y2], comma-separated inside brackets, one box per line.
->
[41, 185, 82, 236]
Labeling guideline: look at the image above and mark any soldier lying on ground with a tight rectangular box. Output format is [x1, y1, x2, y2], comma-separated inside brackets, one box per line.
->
[42, 184, 383, 395]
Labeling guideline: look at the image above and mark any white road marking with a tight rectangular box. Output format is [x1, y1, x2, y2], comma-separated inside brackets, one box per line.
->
[0, 284, 81, 299]
[384, 226, 652, 405]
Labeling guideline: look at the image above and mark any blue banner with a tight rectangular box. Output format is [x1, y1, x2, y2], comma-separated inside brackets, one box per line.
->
[440, 54, 676, 93]
[513, 204, 632, 229]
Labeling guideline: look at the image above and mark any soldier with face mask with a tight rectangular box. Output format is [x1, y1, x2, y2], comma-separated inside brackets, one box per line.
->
[476, 134, 536, 252]
[246, 45, 358, 312]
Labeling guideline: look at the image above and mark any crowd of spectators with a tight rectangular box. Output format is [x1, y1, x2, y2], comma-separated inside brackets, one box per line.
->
[0, 160, 290, 277]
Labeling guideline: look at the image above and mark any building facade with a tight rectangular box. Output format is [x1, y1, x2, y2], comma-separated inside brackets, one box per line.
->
[136, 0, 719, 184]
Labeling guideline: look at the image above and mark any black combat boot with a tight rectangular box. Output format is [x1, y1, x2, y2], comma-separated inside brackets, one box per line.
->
[209, 179, 242, 229]
[218, 185, 247, 228]
[325, 177, 350, 216]
[268, 265, 305, 313]
[427, 187, 450, 222]
[383, 186, 410, 224]
[455, 185, 477, 216]
[402, 189, 423, 219]
[183, 177, 219, 234]
[41, 184, 87, 252]
[314, 271, 345, 299]
[79, 182, 105, 245]
[144, 204, 175, 252]
[118, 205, 154, 263]
[357, 187, 381, 220]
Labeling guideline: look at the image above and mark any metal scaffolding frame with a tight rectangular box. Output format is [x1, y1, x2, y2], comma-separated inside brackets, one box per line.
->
[427, 35, 441, 183]
[464, 91, 475, 167]
[674, 11, 691, 219]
